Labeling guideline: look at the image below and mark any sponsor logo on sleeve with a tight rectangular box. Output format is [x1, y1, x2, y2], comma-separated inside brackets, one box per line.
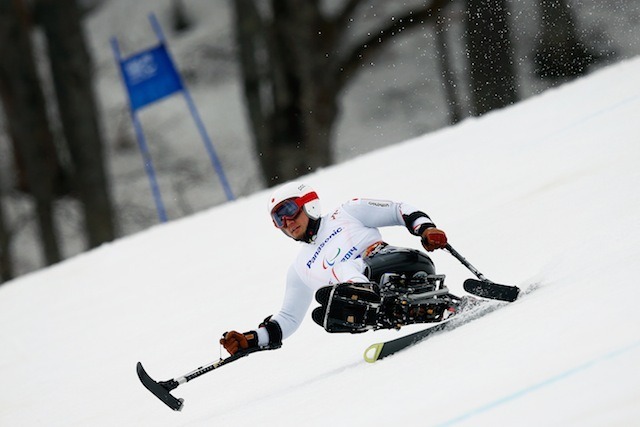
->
[366, 200, 391, 208]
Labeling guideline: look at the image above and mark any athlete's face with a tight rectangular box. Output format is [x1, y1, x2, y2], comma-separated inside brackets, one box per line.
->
[282, 210, 309, 240]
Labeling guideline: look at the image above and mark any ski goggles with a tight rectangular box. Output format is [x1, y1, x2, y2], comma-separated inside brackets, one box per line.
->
[271, 192, 318, 228]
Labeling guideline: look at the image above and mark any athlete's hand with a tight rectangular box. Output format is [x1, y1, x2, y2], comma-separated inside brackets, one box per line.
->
[220, 330, 258, 355]
[421, 228, 448, 251]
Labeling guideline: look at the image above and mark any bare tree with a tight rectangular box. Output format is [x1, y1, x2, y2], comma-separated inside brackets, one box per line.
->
[35, 0, 117, 247]
[233, 0, 450, 185]
[0, 0, 62, 265]
[465, 0, 519, 116]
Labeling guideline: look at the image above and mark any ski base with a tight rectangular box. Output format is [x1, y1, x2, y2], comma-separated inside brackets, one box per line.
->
[463, 279, 520, 302]
[137, 362, 184, 411]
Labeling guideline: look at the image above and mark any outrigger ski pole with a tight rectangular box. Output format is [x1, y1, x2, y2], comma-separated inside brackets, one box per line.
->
[445, 243, 521, 302]
[137, 346, 275, 411]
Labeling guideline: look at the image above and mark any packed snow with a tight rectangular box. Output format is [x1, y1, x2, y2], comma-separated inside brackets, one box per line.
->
[1, 57, 639, 426]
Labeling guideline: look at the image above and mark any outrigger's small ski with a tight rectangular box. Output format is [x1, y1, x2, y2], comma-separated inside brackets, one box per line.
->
[446, 243, 521, 302]
[137, 346, 274, 411]
[137, 362, 185, 411]
[463, 278, 519, 302]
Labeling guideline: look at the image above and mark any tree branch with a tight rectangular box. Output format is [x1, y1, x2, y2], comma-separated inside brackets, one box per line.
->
[334, 0, 451, 91]
[333, 0, 366, 32]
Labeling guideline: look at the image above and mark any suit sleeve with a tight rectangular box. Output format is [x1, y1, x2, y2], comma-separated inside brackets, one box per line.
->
[341, 198, 435, 233]
[257, 265, 313, 346]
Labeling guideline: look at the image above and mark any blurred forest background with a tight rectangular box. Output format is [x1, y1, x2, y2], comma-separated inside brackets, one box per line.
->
[0, 0, 638, 283]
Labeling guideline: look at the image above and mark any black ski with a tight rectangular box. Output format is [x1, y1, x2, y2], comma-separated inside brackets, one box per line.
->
[363, 319, 453, 362]
[463, 279, 520, 302]
[363, 298, 504, 362]
[445, 244, 520, 302]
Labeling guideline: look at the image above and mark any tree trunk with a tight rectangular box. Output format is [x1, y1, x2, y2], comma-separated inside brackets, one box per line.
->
[465, 0, 519, 116]
[0, 0, 62, 265]
[533, 0, 594, 79]
[272, 0, 336, 182]
[233, 0, 275, 184]
[0, 191, 14, 283]
[435, 11, 463, 125]
[35, 0, 117, 247]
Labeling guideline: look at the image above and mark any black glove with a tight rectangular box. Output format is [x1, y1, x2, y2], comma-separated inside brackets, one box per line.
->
[220, 330, 258, 355]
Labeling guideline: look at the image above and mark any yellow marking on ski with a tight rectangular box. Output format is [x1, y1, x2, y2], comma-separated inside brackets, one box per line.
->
[364, 343, 384, 363]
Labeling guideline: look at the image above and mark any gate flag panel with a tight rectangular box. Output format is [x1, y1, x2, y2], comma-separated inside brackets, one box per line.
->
[112, 13, 234, 222]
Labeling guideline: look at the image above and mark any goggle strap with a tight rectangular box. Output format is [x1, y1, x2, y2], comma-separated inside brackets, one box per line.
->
[296, 191, 318, 207]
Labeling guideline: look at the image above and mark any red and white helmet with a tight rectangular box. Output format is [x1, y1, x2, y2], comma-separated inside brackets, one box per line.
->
[268, 181, 321, 228]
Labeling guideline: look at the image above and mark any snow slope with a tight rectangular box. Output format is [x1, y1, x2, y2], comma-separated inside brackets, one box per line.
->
[1, 57, 640, 426]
